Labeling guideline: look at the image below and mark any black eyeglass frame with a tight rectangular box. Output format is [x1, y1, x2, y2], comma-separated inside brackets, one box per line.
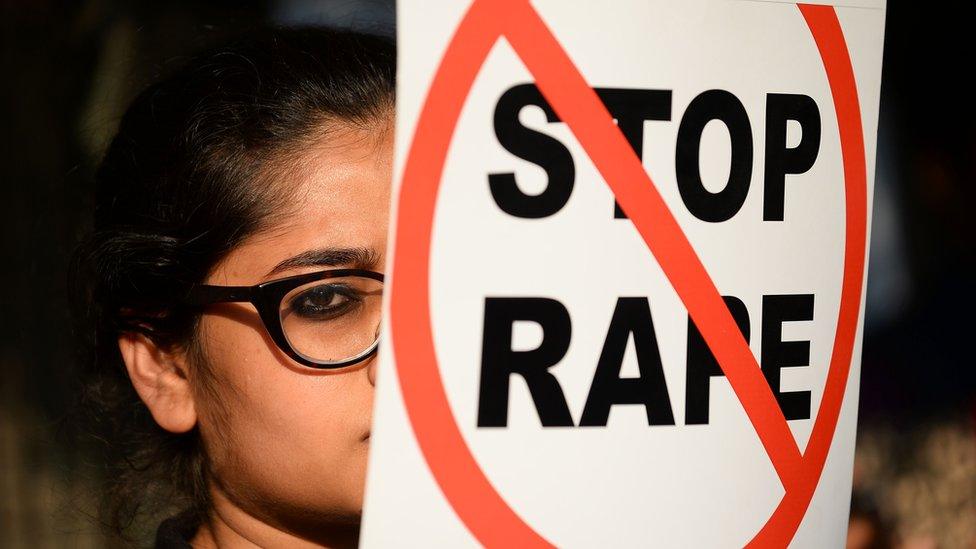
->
[183, 268, 385, 370]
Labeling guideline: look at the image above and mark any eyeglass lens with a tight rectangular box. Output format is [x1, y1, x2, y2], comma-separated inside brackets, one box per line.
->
[278, 276, 383, 365]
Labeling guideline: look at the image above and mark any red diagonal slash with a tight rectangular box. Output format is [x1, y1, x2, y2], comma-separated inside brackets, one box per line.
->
[389, 0, 868, 547]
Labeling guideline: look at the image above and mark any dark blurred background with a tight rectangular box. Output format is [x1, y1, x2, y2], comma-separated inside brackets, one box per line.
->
[1, 1, 973, 547]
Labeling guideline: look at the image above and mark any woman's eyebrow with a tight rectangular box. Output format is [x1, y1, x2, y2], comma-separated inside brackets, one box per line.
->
[266, 246, 380, 277]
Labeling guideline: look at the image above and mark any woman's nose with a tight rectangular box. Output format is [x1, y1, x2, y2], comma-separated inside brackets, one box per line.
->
[366, 355, 377, 387]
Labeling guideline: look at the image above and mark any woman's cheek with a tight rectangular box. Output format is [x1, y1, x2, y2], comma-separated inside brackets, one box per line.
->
[199, 317, 370, 513]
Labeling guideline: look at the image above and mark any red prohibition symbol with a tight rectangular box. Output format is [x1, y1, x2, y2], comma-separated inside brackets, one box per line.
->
[389, 0, 868, 546]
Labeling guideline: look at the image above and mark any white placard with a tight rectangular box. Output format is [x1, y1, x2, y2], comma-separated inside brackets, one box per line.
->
[363, 1, 885, 546]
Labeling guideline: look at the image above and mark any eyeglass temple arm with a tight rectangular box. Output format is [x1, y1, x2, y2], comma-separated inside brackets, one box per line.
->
[183, 284, 256, 306]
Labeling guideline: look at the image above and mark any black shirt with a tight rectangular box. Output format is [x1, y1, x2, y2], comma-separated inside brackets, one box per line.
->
[154, 511, 200, 549]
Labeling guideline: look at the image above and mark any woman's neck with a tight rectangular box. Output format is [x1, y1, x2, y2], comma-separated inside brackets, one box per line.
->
[191, 485, 360, 548]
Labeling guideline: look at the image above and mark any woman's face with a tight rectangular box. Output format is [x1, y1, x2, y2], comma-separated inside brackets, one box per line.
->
[191, 119, 393, 544]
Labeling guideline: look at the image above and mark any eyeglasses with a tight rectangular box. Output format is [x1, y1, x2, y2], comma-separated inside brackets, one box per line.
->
[183, 268, 384, 369]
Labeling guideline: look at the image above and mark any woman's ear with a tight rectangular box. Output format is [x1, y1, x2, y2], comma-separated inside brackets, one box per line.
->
[118, 332, 198, 433]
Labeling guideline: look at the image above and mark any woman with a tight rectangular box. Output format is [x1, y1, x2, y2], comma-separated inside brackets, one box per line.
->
[74, 26, 394, 547]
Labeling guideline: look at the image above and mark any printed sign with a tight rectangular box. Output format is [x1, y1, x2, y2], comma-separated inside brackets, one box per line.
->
[363, 0, 886, 546]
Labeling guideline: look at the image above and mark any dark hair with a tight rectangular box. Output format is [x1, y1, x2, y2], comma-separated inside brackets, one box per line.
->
[71, 26, 394, 538]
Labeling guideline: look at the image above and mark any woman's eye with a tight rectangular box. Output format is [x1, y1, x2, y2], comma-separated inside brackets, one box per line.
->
[288, 284, 360, 320]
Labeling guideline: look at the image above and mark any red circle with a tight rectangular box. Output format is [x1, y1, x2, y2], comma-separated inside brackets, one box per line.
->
[387, 2, 867, 547]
